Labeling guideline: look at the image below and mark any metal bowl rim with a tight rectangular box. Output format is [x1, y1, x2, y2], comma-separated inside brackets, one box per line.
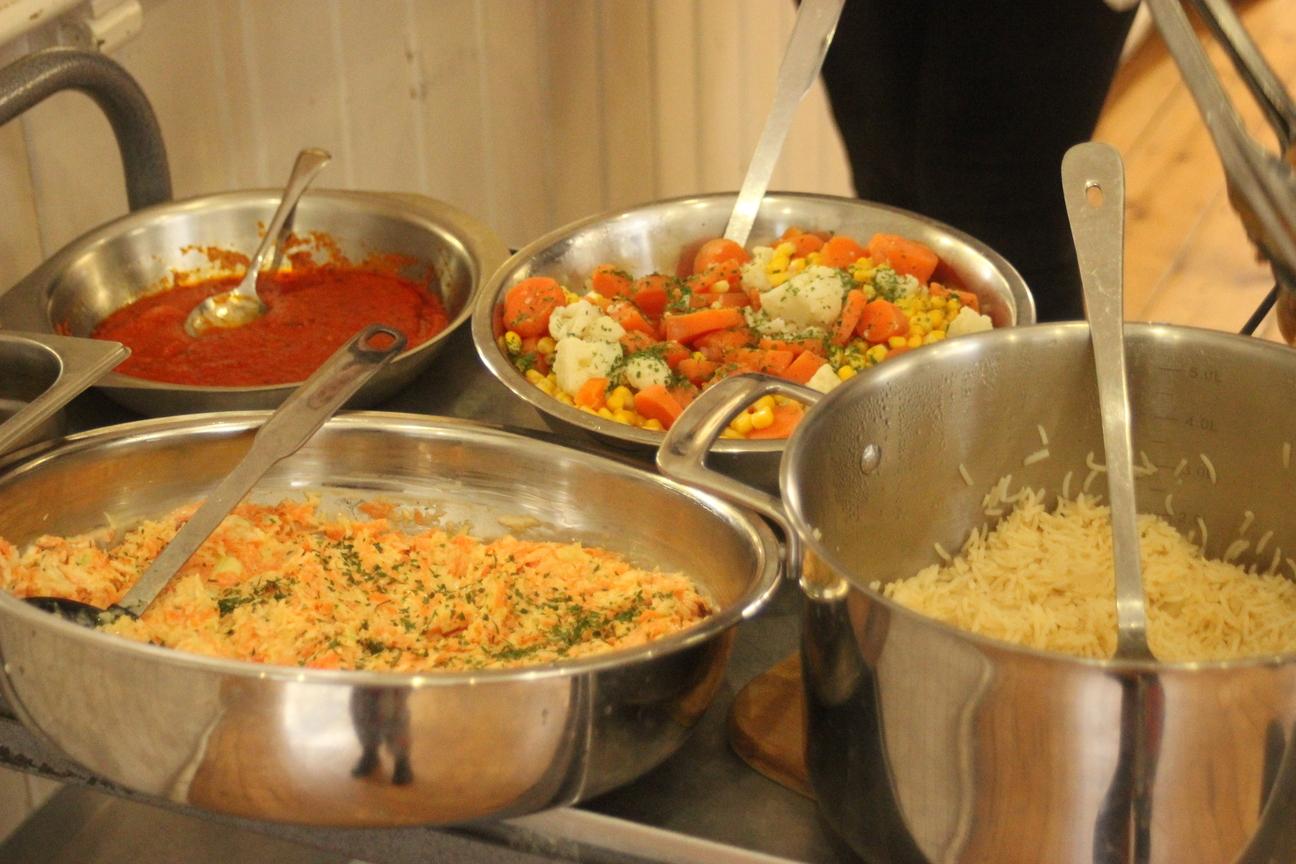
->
[22, 188, 509, 396]
[472, 189, 1036, 456]
[0, 410, 782, 686]
[782, 320, 1296, 672]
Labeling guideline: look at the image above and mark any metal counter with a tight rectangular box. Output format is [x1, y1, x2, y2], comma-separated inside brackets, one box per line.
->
[0, 324, 861, 864]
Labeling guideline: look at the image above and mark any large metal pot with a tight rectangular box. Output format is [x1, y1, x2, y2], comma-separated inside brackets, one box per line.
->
[0, 190, 508, 416]
[0, 413, 779, 827]
[659, 322, 1296, 863]
[473, 192, 1036, 491]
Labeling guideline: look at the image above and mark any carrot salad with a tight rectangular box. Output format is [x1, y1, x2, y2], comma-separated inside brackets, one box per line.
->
[0, 499, 714, 672]
[495, 229, 996, 439]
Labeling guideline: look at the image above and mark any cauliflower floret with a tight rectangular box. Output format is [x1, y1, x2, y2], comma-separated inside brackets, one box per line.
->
[945, 305, 993, 338]
[758, 266, 847, 329]
[623, 352, 672, 390]
[553, 337, 623, 394]
[548, 300, 600, 340]
[548, 299, 624, 343]
[805, 364, 843, 394]
[871, 267, 921, 301]
[740, 246, 776, 294]
[743, 308, 828, 342]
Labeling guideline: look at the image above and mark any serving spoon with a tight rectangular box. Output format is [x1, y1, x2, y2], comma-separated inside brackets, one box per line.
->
[24, 323, 407, 627]
[184, 147, 332, 336]
[1061, 141, 1156, 662]
[722, 0, 844, 248]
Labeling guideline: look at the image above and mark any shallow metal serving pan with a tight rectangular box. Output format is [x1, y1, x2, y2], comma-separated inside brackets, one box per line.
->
[0, 412, 780, 827]
[0, 191, 509, 416]
[472, 191, 1036, 491]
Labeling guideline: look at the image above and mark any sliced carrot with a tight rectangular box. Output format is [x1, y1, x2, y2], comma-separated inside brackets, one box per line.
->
[677, 356, 718, 384]
[819, 234, 869, 269]
[929, 281, 949, 298]
[691, 290, 751, 309]
[789, 232, 824, 257]
[693, 327, 754, 360]
[632, 273, 672, 317]
[759, 336, 827, 356]
[781, 350, 826, 384]
[692, 238, 750, 275]
[633, 384, 685, 429]
[885, 345, 912, 360]
[662, 307, 746, 344]
[747, 403, 806, 439]
[669, 382, 699, 408]
[575, 376, 609, 409]
[659, 340, 692, 369]
[503, 276, 565, 337]
[832, 289, 868, 346]
[730, 348, 793, 375]
[867, 233, 939, 283]
[954, 289, 981, 315]
[619, 329, 656, 354]
[591, 264, 634, 299]
[609, 299, 658, 338]
[856, 298, 910, 344]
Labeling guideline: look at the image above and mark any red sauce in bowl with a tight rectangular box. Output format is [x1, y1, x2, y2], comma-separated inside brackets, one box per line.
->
[91, 267, 449, 387]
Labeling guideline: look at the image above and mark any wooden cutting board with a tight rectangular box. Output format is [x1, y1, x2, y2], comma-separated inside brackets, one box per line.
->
[727, 651, 814, 799]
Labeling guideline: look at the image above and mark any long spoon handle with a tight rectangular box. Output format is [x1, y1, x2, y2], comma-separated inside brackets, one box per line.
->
[233, 147, 332, 301]
[1061, 142, 1154, 661]
[723, 0, 843, 248]
[116, 324, 406, 616]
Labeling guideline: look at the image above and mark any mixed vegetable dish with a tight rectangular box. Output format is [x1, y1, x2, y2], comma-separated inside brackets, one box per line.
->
[495, 228, 995, 439]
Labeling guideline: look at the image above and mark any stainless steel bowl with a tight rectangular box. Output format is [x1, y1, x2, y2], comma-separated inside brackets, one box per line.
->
[0, 190, 509, 415]
[660, 323, 1296, 863]
[472, 192, 1036, 489]
[0, 412, 780, 827]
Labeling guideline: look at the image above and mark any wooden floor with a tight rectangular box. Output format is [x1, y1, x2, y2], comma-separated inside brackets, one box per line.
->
[1096, 0, 1295, 341]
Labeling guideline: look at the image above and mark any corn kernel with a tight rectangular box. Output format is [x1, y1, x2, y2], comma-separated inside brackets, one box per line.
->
[768, 271, 791, 288]
[536, 336, 556, 354]
[863, 284, 877, 300]
[563, 288, 581, 304]
[807, 251, 821, 266]
[691, 351, 705, 362]
[524, 369, 546, 385]
[754, 395, 776, 411]
[837, 365, 857, 381]
[642, 418, 663, 431]
[888, 336, 908, 349]
[712, 279, 731, 293]
[731, 412, 754, 435]
[770, 254, 791, 272]
[775, 241, 796, 257]
[613, 409, 636, 425]
[907, 334, 922, 349]
[578, 405, 598, 415]
[749, 406, 775, 430]
[927, 308, 945, 327]
[556, 392, 575, 405]
[789, 258, 807, 274]
[720, 429, 744, 439]
[924, 331, 946, 344]
[596, 407, 615, 420]
[535, 379, 555, 395]
[504, 331, 523, 354]
[865, 344, 888, 363]
[606, 386, 632, 412]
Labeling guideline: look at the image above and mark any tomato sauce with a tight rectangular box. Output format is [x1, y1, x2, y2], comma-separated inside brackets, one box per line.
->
[92, 268, 449, 387]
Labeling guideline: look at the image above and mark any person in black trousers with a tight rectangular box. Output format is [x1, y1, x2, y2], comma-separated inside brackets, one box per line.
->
[819, 1, 1141, 322]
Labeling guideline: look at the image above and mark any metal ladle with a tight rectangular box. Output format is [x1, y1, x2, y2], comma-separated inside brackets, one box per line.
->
[25, 323, 406, 626]
[722, 0, 843, 248]
[184, 147, 332, 336]
[1062, 141, 1156, 662]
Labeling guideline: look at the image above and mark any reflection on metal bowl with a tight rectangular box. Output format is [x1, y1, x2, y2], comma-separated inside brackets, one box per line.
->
[660, 323, 1296, 863]
[0, 413, 779, 827]
[0, 191, 508, 416]
[472, 192, 1035, 491]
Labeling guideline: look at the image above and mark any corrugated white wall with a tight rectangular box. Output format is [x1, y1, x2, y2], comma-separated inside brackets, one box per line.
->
[0, 0, 852, 290]
[0, 0, 852, 838]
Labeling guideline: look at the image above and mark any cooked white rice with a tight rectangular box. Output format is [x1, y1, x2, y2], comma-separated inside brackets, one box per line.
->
[878, 488, 1296, 661]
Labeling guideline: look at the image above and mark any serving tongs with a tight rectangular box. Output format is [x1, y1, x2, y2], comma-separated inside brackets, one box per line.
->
[1144, 0, 1296, 336]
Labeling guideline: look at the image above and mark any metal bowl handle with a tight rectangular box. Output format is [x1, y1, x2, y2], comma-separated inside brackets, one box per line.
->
[657, 373, 823, 580]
